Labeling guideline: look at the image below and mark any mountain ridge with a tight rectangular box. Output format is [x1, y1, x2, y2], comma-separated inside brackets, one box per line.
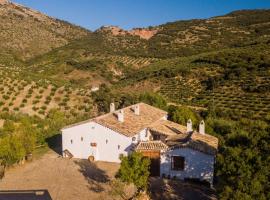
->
[0, 0, 90, 61]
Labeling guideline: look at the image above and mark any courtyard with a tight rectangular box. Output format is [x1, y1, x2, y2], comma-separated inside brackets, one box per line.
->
[0, 149, 216, 200]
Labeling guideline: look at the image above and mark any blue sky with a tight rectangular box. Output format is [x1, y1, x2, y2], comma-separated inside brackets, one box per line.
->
[12, 0, 270, 31]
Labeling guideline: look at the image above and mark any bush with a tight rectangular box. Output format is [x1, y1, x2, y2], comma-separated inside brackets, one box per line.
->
[168, 105, 199, 127]
[139, 92, 167, 110]
[117, 152, 150, 191]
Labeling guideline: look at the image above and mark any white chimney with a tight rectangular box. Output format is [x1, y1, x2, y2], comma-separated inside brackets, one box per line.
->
[187, 119, 193, 133]
[110, 103, 115, 113]
[134, 104, 140, 115]
[199, 120, 205, 135]
[117, 109, 124, 122]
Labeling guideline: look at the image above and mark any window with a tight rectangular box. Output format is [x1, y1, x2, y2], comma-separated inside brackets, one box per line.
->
[153, 134, 160, 140]
[106, 139, 108, 144]
[118, 145, 120, 150]
[81, 137, 83, 141]
[90, 142, 97, 147]
[171, 156, 185, 171]
[70, 139, 73, 144]
[132, 137, 136, 142]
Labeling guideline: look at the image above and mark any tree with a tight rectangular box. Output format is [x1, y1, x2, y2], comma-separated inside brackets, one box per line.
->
[139, 92, 167, 110]
[117, 152, 150, 191]
[168, 105, 199, 127]
[2, 120, 15, 135]
[17, 118, 37, 154]
[0, 134, 25, 166]
[45, 109, 66, 136]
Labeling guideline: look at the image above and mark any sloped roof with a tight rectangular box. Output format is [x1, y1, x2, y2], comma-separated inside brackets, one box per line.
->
[150, 120, 218, 155]
[166, 132, 218, 155]
[149, 119, 186, 136]
[62, 102, 167, 137]
[135, 141, 168, 151]
[93, 103, 167, 137]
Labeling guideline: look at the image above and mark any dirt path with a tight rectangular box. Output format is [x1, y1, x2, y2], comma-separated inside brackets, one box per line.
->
[168, 102, 207, 111]
[0, 150, 120, 200]
[149, 178, 217, 200]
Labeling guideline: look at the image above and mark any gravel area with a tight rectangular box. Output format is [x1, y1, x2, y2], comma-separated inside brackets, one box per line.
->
[0, 149, 120, 200]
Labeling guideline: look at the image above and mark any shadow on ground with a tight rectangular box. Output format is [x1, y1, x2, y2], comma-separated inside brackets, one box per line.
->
[149, 178, 217, 200]
[45, 134, 62, 155]
[0, 190, 52, 200]
[74, 160, 110, 193]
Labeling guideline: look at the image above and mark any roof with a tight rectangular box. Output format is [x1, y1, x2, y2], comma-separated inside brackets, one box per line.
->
[150, 120, 218, 155]
[94, 103, 167, 137]
[166, 132, 218, 155]
[149, 119, 186, 136]
[62, 102, 167, 137]
[135, 141, 168, 151]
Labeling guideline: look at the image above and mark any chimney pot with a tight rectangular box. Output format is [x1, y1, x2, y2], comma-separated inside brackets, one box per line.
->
[187, 119, 193, 133]
[110, 103, 115, 113]
[134, 104, 140, 115]
[199, 120, 205, 135]
[117, 109, 124, 122]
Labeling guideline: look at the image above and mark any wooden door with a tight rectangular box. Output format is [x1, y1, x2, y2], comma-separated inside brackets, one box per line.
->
[141, 151, 160, 177]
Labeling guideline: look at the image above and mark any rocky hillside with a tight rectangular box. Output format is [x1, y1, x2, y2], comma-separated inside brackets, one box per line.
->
[92, 9, 270, 58]
[0, 4, 269, 119]
[22, 9, 270, 89]
[0, 0, 90, 62]
[97, 26, 158, 39]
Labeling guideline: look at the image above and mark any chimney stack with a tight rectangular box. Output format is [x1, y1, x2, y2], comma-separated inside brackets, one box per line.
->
[187, 119, 193, 133]
[110, 103, 115, 113]
[117, 109, 124, 122]
[199, 120, 205, 135]
[134, 104, 140, 115]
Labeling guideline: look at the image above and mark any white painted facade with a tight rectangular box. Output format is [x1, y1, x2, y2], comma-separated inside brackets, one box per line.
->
[61, 104, 216, 185]
[62, 121, 149, 163]
[160, 147, 215, 184]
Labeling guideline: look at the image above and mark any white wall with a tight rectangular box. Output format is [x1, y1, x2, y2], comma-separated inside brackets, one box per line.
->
[137, 128, 150, 142]
[62, 122, 137, 163]
[160, 148, 215, 184]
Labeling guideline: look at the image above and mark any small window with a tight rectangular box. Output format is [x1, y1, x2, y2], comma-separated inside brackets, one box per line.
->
[106, 139, 108, 144]
[90, 143, 97, 147]
[70, 139, 73, 144]
[153, 134, 160, 140]
[171, 156, 185, 171]
[81, 137, 83, 141]
[132, 137, 136, 141]
[118, 145, 120, 150]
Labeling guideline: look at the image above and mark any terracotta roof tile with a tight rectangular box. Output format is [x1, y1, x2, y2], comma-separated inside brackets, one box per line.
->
[135, 141, 168, 151]
[62, 103, 167, 136]
[150, 120, 218, 155]
[166, 132, 218, 155]
[149, 119, 186, 136]
[93, 103, 167, 137]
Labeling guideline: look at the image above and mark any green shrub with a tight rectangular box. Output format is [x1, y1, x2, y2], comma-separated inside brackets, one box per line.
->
[13, 107, 19, 111]
[33, 100, 39, 104]
[117, 152, 150, 191]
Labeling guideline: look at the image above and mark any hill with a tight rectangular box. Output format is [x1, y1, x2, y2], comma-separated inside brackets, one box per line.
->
[89, 9, 270, 58]
[0, 0, 90, 64]
[23, 9, 270, 88]
[0, 6, 269, 199]
[116, 41, 270, 120]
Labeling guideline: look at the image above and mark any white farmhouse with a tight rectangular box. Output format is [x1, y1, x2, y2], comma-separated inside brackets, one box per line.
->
[61, 102, 218, 185]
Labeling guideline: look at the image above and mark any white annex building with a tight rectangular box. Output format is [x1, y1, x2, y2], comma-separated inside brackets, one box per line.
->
[61, 102, 218, 185]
